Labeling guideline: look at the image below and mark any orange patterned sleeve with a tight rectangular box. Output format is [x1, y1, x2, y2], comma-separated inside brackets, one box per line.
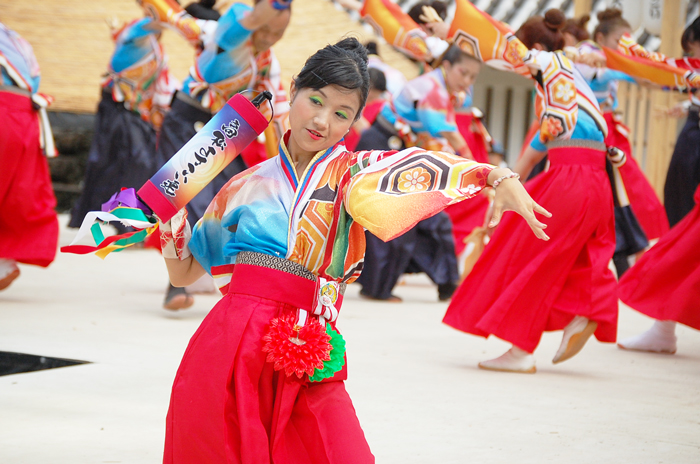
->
[344, 148, 493, 242]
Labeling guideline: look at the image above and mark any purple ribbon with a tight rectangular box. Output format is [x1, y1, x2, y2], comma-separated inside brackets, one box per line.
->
[101, 188, 152, 215]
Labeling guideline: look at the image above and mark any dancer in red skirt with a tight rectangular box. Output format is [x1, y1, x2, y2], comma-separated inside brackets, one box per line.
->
[159, 37, 549, 462]
[0, 22, 58, 291]
[444, 9, 618, 373]
[617, 18, 700, 354]
[617, 185, 700, 354]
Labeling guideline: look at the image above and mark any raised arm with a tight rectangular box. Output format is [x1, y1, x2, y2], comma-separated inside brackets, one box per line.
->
[345, 148, 550, 242]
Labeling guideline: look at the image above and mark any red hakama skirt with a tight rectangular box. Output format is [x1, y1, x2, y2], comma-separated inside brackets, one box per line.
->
[456, 113, 489, 164]
[443, 144, 618, 353]
[447, 113, 492, 254]
[0, 91, 58, 267]
[618, 186, 700, 330]
[163, 258, 374, 464]
[604, 112, 669, 240]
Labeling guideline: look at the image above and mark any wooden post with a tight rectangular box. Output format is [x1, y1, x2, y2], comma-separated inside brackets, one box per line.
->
[645, 0, 686, 199]
[573, 0, 593, 18]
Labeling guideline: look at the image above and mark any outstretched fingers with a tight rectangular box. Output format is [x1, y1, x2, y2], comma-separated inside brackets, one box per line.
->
[526, 201, 550, 240]
[533, 201, 552, 218]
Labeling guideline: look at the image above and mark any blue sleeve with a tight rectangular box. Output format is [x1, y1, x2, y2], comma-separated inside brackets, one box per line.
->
[110, 18, 160, 73]
[417, 109, 457, 137]
[594, 69, 636, 85]
[215, 3, 254, 51]
[529, 130, 547, 152]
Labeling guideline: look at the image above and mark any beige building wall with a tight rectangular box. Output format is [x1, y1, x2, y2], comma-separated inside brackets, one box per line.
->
[0, 0, 418, 113]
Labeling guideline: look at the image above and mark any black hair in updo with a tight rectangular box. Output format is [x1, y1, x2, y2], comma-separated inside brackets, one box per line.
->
[293, 37, 370, 121]
[437, 44, 482, 67]
[682, 16, 700, 53]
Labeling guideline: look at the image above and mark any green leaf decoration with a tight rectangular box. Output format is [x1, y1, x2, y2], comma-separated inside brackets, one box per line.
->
[309, 324, 346, 382]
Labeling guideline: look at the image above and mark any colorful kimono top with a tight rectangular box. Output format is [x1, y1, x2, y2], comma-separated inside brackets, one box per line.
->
[575, 41, 635, 111]
[182, 3, 288, 137]
[102, 18, 177, 129]
[381, 68, 460, 138]
[524, 50, 608, 152]
[189, 132, 493, 286]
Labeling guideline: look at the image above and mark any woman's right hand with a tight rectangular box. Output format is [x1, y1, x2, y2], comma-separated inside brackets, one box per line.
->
[487, 169, 552, 241]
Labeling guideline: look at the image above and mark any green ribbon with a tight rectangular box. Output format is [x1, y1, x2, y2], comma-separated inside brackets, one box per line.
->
[309, 325, 346, 382]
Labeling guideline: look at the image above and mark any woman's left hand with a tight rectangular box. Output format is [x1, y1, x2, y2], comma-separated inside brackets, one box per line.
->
[488, 169, 552, 240]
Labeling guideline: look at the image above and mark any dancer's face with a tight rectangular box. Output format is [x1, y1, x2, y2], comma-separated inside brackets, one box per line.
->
[443, 57, 482, 93]
[596, 26, 631, 50]
[288, 84, 361, 159]
[686, 41, 700, 58]
[563, 32, 578, 48]
[251, 10, 290, 53]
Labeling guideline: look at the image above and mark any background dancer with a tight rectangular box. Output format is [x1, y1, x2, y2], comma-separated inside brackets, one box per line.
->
[562, 14, 590, 47]
[69, 12, 183, 234]
[444, 9, 618, 374]
[617, 185, 700, 354]
[618, 17, 700, 353]
[0, 22, 58, 291]
[355, 45, 483, 301]
[159, 37, 549, 463]
[588, 9, 669, 245]
[156, 0, 291, 309]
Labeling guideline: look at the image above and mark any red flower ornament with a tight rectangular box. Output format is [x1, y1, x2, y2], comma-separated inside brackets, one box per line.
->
[262, 313, 332, 379]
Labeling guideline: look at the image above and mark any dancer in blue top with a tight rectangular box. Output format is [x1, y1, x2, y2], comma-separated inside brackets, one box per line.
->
[69, 11, 185, 232]
[155, 0, 291, 309]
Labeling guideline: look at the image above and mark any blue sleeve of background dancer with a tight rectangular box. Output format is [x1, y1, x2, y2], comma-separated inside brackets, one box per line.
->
[110, 18, 159, 73]
[595, 69, 636, 86]
[417, 109, 457, 137]
[215, 3, 254, 51]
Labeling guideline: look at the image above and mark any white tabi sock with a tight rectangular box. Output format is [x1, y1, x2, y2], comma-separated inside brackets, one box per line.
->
[0, 259, 18, 279]
[618, 320, 678, 354]
[478, 346, 536, 373]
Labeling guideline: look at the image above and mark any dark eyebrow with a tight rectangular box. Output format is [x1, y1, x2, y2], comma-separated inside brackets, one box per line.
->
[317, 88, 357, 114]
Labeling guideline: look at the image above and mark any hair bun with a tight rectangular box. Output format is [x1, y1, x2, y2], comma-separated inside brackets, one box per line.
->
[577, 14, 590, 28]
[543, 9, 566, 31]
[336, 37, 369, 64]
[597, 8, 623, 23]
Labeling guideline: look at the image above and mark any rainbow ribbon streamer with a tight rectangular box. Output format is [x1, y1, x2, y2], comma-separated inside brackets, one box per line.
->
[61, 189, 158, 259]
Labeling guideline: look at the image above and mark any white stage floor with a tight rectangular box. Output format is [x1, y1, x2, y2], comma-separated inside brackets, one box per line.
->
[1, 215, 698, 463]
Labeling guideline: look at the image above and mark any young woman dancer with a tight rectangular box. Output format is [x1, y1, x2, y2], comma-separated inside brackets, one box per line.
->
[159, 37, 549, 462]
[617, 17, 700, 354]
[443, 10, 618, 373]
